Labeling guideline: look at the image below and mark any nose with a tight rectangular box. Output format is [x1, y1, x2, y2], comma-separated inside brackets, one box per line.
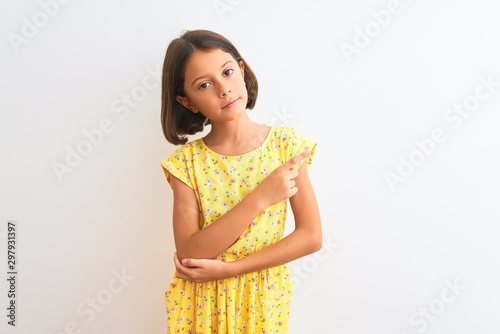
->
[219, 83, 231, 97]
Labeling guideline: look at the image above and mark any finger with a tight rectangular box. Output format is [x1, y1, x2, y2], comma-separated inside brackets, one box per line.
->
[176, 269, 188, 280]
[174, 252, 186, 266]
[288, 169, 299, 180]
[173, 253, 184, 270]
[173, 254, 186, 277]
[182, 258, 200, 268]
[285, 150, 310, 169]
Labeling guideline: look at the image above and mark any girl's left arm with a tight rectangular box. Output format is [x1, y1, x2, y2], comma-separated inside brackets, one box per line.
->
[174, 162, 322, 282]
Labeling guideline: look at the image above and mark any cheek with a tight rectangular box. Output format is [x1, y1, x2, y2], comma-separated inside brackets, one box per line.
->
[235, 74, 247, 91]
[185, 89, 204, 104]
[241, 79, 249, 97]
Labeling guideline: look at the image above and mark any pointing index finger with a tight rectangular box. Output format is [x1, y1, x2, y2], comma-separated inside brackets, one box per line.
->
[286, 150, 311, 169]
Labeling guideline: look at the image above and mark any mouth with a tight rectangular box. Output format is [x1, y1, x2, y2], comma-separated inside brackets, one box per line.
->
[222, 98, 240, 109]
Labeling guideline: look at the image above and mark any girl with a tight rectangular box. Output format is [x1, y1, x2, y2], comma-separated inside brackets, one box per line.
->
[160, 29, 322, 333]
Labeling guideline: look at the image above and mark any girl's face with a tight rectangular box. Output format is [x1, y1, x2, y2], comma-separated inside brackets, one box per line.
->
[176, 48, 248, 123]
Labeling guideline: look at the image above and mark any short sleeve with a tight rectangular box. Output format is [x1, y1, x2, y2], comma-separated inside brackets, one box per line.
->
[281, 126, 317, 171]
[160, 146, 194, 190]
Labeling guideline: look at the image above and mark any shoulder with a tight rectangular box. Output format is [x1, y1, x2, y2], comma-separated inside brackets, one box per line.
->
[271, 125, 314, 146]
[160, 138, 205, 188]
[270, 125, 317, 168]
[160, 138, 204, 168]
[270, 125, 307, 137]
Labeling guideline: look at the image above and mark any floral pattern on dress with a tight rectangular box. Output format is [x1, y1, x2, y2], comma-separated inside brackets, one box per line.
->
[160, 126, 316, 333]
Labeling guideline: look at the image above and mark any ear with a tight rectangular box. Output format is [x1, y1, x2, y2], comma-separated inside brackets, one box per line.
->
[175, 95, 198, 113]
[239, 60, 245, 80]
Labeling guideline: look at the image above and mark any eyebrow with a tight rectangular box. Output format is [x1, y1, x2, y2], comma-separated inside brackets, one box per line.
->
[191, 60, 235, 87]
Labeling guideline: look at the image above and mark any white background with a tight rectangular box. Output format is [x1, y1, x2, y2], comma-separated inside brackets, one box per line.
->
[1, 0, 500, 333]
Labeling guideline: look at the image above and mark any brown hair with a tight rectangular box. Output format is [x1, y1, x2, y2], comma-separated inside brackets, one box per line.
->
[160, 29, 259, 145]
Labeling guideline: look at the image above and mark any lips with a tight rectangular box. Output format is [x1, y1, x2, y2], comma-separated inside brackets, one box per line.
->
[222, 98, 239, 109]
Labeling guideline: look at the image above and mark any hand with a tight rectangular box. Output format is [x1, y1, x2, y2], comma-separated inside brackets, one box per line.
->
[173, 252, 235, 283]
[252, 150, 311, 209]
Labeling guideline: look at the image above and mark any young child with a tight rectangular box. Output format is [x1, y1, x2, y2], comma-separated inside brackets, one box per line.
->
[160, 29, 322, 333]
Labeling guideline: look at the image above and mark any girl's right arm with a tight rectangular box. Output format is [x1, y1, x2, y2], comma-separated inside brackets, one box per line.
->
[171, 174, 262, 261]
[171, 150, 310, 261]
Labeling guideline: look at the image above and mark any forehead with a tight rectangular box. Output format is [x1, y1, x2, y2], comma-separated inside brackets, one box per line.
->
[184, 49, 236, 77]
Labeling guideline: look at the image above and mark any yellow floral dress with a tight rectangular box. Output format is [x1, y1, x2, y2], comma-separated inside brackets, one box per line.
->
[160, 125, 316, 333]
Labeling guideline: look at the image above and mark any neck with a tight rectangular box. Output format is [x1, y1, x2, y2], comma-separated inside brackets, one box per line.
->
[203, 114, 272, 156]
[205, 114, 257, 144]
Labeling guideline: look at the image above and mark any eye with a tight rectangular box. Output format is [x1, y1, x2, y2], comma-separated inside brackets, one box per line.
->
[199, 82, 211, 90]
[223, 69, 234, 76]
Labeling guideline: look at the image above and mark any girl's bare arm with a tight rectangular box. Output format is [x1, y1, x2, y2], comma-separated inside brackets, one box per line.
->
[229, 162, 322, 274]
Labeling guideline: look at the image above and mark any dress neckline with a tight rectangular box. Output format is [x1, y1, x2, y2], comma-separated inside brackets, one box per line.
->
[200, 126, 274, 158]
